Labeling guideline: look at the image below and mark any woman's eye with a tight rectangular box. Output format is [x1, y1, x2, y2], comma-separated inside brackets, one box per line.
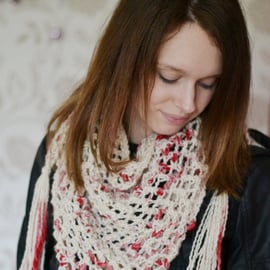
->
[198, 80, 218, 90]
[158, 73, 178, 84]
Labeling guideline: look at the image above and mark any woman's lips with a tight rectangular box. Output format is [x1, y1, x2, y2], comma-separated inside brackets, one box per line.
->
[161, 111, 189, 125]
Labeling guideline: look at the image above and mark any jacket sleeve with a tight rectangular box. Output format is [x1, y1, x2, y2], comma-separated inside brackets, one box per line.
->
[16, 136, 47, 269]
[223, 145, 270, 269]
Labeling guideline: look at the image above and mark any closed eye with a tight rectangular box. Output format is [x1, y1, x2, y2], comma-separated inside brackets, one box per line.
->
[198, 79, 219, 90]
[158, 73, 178, 84]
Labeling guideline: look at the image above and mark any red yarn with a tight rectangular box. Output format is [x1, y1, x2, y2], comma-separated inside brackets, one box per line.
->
[216, 209, 227, 270]
[32, 203, 48, 270]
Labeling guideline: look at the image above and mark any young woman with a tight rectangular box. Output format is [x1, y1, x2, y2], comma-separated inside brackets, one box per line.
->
[17, 0, 270, 269]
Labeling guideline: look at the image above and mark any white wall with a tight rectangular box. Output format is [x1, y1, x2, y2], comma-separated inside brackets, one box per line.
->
[0, 0, 269, 269]
[0, 1, 118, 269]
[242, 0, 270, 135]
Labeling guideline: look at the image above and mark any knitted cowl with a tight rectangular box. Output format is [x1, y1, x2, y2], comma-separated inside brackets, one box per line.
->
[19, 117, 228, 270]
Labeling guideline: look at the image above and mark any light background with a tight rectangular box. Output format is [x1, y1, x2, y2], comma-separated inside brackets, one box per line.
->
[0, 0, 269, 269]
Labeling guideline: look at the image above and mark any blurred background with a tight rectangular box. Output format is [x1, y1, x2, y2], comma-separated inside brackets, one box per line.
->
[0, 0, 269, 269]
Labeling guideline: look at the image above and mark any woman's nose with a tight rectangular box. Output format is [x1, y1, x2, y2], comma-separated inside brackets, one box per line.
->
[174, 82, 196, 114]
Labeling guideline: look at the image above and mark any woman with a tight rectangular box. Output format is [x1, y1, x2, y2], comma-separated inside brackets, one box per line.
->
[17, 0, 270, 269]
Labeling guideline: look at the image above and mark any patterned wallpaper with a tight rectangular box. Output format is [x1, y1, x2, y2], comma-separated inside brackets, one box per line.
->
[0, 0, 269, 269]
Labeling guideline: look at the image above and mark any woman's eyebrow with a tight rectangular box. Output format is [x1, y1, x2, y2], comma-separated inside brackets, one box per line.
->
[157, 63, 186, 73]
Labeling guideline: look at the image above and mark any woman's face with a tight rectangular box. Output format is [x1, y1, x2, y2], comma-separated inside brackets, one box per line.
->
[130, 22, 222, 143]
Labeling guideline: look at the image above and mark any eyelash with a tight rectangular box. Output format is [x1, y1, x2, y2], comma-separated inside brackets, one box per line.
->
[197, 82, 217, 90]
[159, 72, 219, 89]
[199, 77, 220, 90]
[158, 73, 178, 84]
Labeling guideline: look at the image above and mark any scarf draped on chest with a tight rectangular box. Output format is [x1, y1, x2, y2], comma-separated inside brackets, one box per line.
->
[19, 117, 228, 270]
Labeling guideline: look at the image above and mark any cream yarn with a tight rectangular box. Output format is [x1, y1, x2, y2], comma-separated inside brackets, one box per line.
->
[20, 117, 228, 270]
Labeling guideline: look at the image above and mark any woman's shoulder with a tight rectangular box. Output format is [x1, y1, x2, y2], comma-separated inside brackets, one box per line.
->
[222, 130, 270, 269]
[247, 129, 270, 190]
[233, 129, 270, 268]
[243, 129, 270, 228]
[17, 135, 47, 268]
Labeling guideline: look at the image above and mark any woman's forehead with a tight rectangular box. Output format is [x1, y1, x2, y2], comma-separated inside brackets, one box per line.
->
[158, 22, 222, 78]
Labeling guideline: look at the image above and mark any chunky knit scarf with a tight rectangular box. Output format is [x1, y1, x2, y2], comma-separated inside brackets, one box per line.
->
[20, 117, 228, 270]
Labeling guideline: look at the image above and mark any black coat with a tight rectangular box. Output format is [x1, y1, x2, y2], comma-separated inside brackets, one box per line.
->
[17, 129, 270, 269]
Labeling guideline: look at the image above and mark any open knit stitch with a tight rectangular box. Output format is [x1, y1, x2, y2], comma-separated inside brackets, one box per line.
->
[19, 117, 228, 270]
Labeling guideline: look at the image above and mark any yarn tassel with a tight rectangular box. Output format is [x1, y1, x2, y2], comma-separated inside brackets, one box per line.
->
[187, 192, 228, 270]
[19, 165, 50, 270]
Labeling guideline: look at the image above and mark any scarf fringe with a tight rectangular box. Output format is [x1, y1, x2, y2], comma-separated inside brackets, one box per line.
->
[187, 192, 228, 270]
[19, 165, 50, 270]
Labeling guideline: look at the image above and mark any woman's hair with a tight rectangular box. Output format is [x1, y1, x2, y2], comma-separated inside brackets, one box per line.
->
[48, 0, 251, 197]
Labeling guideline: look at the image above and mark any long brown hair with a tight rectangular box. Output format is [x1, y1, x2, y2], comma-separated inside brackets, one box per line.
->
[48, 0, 251, 197]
